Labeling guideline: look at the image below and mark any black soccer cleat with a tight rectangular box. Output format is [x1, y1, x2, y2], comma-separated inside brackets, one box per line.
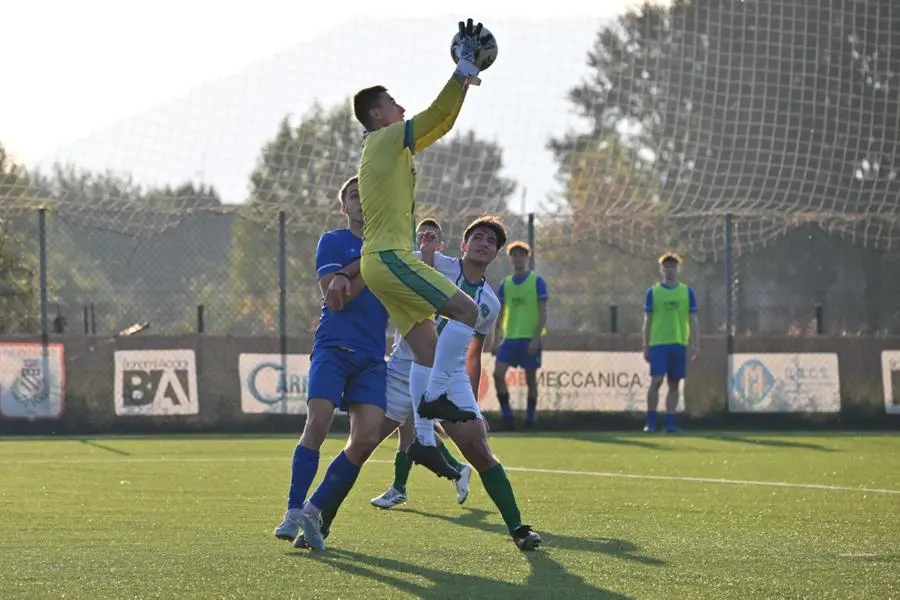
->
[417, 393, 478, 423]
[407, 439, 462, 480]
[511, 525, 542, 551]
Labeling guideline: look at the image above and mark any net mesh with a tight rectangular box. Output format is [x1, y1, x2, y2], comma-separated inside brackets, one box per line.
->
[1, 4, 899, 338]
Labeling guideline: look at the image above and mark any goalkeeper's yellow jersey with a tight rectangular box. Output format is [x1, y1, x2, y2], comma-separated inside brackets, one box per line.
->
[359, 79, 465, 255]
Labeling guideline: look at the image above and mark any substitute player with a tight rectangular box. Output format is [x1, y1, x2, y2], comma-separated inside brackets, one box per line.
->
[329, 19, 486, 441]
[299, 216, 542, 552]
[492, 241, 549, 429]
[642, 252, 700, 433]
[272, 176, 389, 543]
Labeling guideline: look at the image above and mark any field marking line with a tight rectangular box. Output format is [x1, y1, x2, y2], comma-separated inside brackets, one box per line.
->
[2, 455, 898, 495]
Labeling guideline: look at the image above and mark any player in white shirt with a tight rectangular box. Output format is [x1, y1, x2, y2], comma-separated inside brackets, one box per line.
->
[373, 216, 542, 552]
[373, 218, 494, 507]
[295, 216, 541, 551]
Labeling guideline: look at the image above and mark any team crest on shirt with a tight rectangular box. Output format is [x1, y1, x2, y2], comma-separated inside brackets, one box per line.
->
[480, 303, 490, 318]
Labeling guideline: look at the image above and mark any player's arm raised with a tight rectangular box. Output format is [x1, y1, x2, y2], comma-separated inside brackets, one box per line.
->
[406, 19, 483, 153]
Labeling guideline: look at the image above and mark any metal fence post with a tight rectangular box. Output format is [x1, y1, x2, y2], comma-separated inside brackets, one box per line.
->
[724, 214, 735, 354]
[724, 214, 734, 414]
[278, 211, 288, 407]
[38, 208, 50, 407]
[527, 212, 535, 271]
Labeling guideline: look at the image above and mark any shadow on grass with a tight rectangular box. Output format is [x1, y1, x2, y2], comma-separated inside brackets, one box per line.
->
[694, 433, 837, 452]
[300, 546, 634, 599]
[533, 431, 706, 452]
[394, 506, 664, 567]
[78, 439, 131, 455]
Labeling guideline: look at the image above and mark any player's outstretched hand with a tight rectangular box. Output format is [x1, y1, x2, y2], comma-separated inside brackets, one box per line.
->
[325, 274, 352, 311]
[453, 18, 483, 81]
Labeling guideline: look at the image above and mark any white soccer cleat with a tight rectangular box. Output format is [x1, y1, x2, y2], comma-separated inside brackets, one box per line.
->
[371, 486, 408, 509]
[455, 465, 472, 504]
[295, 508, 326, 551]
[273, 510, 302, 541]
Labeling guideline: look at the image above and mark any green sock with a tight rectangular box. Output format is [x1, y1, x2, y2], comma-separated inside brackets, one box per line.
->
[437, 442, 465, 471]
[392, 450, 413, 493]
[479, 463, 523, 534]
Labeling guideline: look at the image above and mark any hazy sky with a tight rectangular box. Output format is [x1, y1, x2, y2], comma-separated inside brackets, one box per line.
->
[0, 0, 646, 212]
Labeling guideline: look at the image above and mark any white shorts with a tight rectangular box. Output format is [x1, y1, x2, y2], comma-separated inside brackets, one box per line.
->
[385, 359, 412, 424]
[384, 359, 483, 424]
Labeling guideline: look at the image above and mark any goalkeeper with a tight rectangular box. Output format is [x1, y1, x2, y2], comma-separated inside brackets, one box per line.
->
[330, 21, 486, 442]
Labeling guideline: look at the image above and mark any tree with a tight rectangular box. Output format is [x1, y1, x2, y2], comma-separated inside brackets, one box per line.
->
[0, 142, 37, 333]
[17, 165, 227, 334]
[550, 0, 900, 332]
[553, 0, 900, 219]
[230, 102, 519, 336]
[539, 134, 669, 332]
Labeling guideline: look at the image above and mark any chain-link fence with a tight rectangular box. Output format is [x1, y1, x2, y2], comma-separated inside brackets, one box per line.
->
[2, 204, 898, 339]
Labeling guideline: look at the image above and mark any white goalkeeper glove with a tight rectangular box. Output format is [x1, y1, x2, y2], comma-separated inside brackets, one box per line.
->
[453, 18, 483, 79]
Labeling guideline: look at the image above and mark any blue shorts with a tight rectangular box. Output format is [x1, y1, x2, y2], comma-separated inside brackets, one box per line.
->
[307, 346, 387, 412]
[496, 338, 542, 370]
[649, 344, 687, 381]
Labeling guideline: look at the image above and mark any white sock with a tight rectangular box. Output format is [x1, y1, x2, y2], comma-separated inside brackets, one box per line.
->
[424, 319, 474, 401]
[410, 363, 437, 446]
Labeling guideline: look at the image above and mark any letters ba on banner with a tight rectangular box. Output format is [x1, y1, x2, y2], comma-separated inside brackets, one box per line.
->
[114, 350, 199, 416]
[728, 353, 841, 413]
[239, 354, 311, 414]
[882, 351, 900, 415]
[0, 342, 65, 420]
[477, 352, 684, 412]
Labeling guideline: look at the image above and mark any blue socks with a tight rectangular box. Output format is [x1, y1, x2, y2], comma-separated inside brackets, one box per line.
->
[309, 451, 361, 513]
[525, 397, 537, 425]
[646, 410, 658, 429]
[497, 392, 513, 421]
[664, 412, 677, 429]
[288, 444, 320, 510]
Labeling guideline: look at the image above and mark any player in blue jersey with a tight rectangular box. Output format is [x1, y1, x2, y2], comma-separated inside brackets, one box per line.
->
[642, 252, 700, 433]
[273, 176, 389, 545]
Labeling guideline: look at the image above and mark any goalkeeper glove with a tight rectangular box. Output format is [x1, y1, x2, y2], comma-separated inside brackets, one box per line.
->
[453, 18, 483, 79]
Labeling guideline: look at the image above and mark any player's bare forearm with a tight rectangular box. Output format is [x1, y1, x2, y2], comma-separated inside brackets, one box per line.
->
[410, 79, 465, 152]
[340, 260, 360, 278]
[533, 301, 548, 340]
[319, 272, 367, 310]
[466, 337, 484, 398]
[642, 314, 652, 349]
[421, 249, 436, 267]
[690, 314, 700, 350]
[336, 276, 368, 308]
[494, 306, 505, 347]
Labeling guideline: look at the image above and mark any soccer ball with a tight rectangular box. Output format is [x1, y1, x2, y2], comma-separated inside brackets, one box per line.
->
[450, 25, 498, 72]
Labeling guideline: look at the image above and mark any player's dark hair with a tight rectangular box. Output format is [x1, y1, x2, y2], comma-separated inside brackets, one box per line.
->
[464, 216, 507, 250]
[506, 240, 531, 256]
[658, 251, 682, 265]
[338, 176, 358, 204]
[353, 85, 387, 129]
